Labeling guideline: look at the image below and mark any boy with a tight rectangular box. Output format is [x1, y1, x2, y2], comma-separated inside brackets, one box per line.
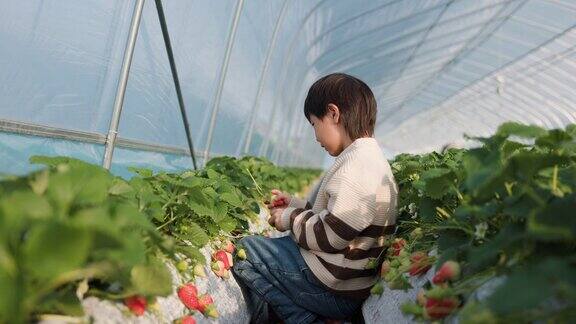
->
[232, 73, 398, 324]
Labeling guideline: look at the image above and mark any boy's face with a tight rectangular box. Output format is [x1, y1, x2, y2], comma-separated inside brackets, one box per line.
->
[309, 111, 348, 157]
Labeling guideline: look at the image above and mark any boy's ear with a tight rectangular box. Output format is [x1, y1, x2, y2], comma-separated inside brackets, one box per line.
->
[326, 104, 340, 123]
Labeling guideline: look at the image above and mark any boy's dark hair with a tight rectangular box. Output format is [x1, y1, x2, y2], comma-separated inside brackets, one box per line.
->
[304, 73, 377, 139]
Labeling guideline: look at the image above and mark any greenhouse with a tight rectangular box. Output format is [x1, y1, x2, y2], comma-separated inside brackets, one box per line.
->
[1, 0, 575, 323]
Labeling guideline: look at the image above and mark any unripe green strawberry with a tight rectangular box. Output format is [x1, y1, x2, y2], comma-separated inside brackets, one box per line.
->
[176, 260, 189, 272]
[417, 289, 427, 306]
[400, 302, 423, 316]
[388, 279, 405, 290]
[197, 294, 213, 313]
[380, 260, 391, 278]
[390, 259, 401, 268]
[425, 286, 454, 299]
[370, 281, 384, 295]
[193, 264, 206, 278]
[400, 258, 411, 268]
[237, 248, 247, 260]
[409, 227, 423, 240]
[432, 261, 460, 284]
[204, 304, 219, 318]
[399, 249, 410, 259]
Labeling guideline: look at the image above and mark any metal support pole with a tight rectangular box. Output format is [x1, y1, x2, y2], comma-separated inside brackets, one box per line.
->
[155, 0, 197, 170]
[102, 0, 145, 169]
[203, 0, 244, 165]
[241, 0, 288, 155]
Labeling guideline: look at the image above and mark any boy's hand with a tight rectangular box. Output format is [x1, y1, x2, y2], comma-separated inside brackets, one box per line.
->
[266, 189, 291, 209]
[268, 207, 287, 231]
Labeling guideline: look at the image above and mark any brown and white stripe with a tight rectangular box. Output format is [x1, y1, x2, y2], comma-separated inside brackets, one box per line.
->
[279, 137, 398, 299]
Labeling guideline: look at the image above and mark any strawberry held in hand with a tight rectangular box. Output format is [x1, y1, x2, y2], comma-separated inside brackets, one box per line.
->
[124, 295, 147, 316]
[178, 283, 200, 310]
[432, 261, 461, 284]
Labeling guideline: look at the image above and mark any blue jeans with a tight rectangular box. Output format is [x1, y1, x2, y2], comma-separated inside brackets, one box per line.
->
[232, 235, 364, 324]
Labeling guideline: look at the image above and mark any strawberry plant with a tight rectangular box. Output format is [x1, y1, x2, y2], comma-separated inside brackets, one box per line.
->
[387, 122, 576, 322]
[0, 155, 320, 323]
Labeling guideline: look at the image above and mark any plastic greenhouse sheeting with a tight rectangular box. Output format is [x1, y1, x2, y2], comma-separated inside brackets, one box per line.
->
[1, 0, 576, 176]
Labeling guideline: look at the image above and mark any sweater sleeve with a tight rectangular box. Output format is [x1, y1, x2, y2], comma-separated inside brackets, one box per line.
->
[278, 177, 374, 252]
[288, 197, 312, 210]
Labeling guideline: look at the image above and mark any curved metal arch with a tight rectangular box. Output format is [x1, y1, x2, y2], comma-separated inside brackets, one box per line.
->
[240, 0, 289, 156]
[203, 0, 244, 164]
[282, 0, 521, 136]
[450, 56, 576, 127]
[288, 0, 515, 96]
[375, 0, 528, 127]
[330, 17, 502, 80]
[384, 20, 576, 129]
[372, 36, 559, 113]
[376, 0, 456, 102]
[423, 51, 576, 131]
[431, 48, 576, 129]
[258, 0, 331, 156]
[439, 43, 576, 112]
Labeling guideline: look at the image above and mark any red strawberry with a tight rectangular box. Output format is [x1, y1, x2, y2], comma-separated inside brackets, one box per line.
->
[410, 251, 427, 262]
[224, 241, 235, 253]
[178, 283, 200, 310]
[432, 261, 461, 284]
[197, 294, 214, 313]
[213, 250, 231, 269]
[211, 260, 229, 279]
[391, 238, 406, 256]
[425, 297, 459, 319]
[409, 252, 432, 276]
[409, 263, 432, 276]
[175, 315, 196, 324]
[124, 296, 147, 316]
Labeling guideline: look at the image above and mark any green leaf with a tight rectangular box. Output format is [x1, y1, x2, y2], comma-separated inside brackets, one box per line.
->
[221, 192, 243, 208]
[176, 246, 205, 263]
[130, 259, 172, 296]
[184, 222, 209, 247]
[128, 167, 154, 177]
[487, 259, 574, 315]
[496, 122, 547, 139]
[109, 179, 133, 196]
[23, 222, 92, 281]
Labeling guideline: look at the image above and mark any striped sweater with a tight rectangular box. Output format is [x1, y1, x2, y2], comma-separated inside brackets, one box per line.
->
[278, 137, 398, 299]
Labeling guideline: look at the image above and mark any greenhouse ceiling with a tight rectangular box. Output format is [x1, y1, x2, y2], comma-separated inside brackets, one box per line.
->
[1, 0, 575, 176]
